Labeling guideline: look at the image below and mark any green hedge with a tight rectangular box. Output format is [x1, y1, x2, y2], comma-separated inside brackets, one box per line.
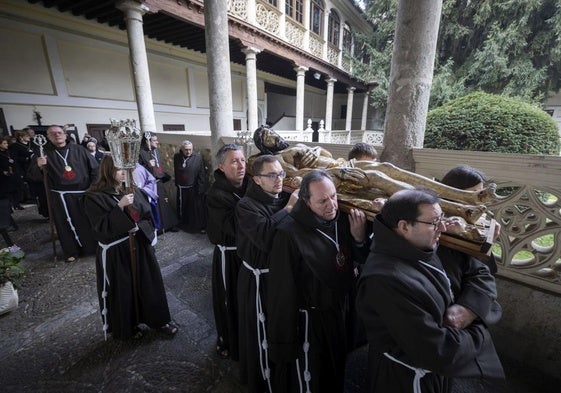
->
[424, 92, 560, 155]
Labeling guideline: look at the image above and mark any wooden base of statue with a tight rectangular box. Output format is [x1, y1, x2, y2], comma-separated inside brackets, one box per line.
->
[332, 198, 495, 262]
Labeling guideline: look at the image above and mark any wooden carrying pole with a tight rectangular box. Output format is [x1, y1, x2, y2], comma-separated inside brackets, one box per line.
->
[125, 169, 140, 324]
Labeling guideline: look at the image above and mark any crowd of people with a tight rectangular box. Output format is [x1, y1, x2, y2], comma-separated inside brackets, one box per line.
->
[2, 124, 505, 392]
[206, 134, 505, 393]
[2, 126, 209, 341]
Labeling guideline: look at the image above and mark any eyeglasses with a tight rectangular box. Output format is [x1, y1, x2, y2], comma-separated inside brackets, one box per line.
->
[255, 171, 286, 180]
[413, 215, 446, 230]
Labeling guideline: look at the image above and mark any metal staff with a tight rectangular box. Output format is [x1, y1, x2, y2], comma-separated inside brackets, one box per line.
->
[33, 134, 57, 260]
[105, 119, 143, 324]
[144, 131, 158, 177]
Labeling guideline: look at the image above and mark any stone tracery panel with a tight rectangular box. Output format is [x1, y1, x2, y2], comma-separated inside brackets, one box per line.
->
[286, 20, 305, 48]
[327, 45, 339, 66]
[255, 3, 280, 35]
[227, 0, 248, 20]
[489, 183, 561, 289]
[308, 34, 324, 58]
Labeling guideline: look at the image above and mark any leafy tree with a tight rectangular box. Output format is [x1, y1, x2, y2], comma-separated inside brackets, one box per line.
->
[424, 92, 560, 154]
[353, 0, 561, 109]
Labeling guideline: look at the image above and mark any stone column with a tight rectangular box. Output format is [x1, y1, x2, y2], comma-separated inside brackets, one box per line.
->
[360, 81, 377, 130]
[360, 92, 368, 130]
[338, 23, 345, 68]
[324, 77, 337, 131]
[116, 1, 156, 132]
[247, 0, 256, 24]
[279, 9, 286, 39]
[345, 87, 355, 131]
[294, 66, 308, 131]
[204, 0, 234, 164]
[322, 10, 330, 61]
[242, 46, 261, 134]
[303, 0, 311, 50]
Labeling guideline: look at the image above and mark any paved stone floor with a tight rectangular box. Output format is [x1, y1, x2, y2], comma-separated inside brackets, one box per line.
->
[1, 206, 558, 392]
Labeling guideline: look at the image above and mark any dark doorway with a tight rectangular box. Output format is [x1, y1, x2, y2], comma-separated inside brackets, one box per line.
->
[312, 121, 319, 142]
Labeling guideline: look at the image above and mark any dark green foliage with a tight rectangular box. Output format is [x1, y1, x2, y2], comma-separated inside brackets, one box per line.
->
[424, 92, 560, 154]
[0, 246, 25, 288]
[354, 0, 561, 109]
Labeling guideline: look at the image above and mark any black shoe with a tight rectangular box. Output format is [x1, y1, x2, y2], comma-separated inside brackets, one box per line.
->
[14, 205, 24, 210]
[159, 322, 178, 337]
[169, 227, 179, 232]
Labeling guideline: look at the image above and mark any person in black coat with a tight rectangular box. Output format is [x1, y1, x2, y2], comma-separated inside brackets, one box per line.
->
[83, 155, 177, 340]
[356, 189, 504, 393]
[267, 170, 369, 393]
[27, 125, 99, 262]
[206, 144, 248, 360]
[173, 140, 207, 233]
[86, 140, 104, 165]
[8, 129, 34, 208]
[235, 155, 298, 392]
[0, 136, 19, 245]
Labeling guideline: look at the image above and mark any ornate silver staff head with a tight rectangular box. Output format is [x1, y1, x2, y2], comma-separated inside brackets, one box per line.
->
[105, 119, 143, 190]
[33, 134, 47, 157]
[144, 131, 153, 151]
[105, 119, 143, 170]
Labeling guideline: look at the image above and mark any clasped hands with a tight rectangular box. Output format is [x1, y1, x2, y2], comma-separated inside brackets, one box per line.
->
[444, 304, 477, 329]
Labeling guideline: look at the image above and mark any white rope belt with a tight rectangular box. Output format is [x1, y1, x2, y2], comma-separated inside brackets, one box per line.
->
[52, 189, 86, 247]
[216, 245, 236, 296]
[383, 352, 431, 393]
[295, 309, 312, 393]
[98, 235, 129, 340]
[176, 185, 193, 220]
[242, 261, 272, 392]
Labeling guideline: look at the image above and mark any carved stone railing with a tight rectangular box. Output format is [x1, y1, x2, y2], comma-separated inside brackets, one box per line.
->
[414, 149, 561, 294]
[327, 43, 339, 66]
[285, 18, 305, 48]
[225, 0, 354, 72]
[227, 0, 248, 20]
[255, 1, 280, 36]
[308, 33, 324, 59]
[296, 124, 384, 146]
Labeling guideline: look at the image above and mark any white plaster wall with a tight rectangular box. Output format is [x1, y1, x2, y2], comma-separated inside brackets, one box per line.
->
[0, 1, 247, 137]
[0, 27, 54, 95]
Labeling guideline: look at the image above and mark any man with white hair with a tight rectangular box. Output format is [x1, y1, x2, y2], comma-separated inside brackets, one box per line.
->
[173, 140, 207, 233]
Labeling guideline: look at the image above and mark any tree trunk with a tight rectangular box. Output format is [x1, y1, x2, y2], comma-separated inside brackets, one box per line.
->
[381, 0, 443, 170]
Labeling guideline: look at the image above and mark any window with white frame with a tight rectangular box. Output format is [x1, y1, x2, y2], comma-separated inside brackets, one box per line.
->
[310, 0, 325, 36]
[343, 23, 353, 52]
[328, 9, 340, 46]
[286, 0, 304, 23]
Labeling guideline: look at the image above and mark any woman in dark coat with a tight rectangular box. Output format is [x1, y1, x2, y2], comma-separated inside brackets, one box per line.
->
[83, 155, 177, 340]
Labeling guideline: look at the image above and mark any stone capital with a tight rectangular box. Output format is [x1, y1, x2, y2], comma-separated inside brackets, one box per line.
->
[116, 0, 149, 16]
[242, 46, 262, 56]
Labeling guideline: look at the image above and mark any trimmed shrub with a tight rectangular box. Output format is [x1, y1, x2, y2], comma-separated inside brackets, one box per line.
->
[424, 92, 560, 155]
